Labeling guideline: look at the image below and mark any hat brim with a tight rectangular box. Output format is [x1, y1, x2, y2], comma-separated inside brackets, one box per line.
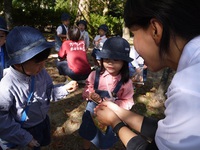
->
[96, 50, 133, 62]
[7, 41, 54, 65]
[0, 28, 9, 33]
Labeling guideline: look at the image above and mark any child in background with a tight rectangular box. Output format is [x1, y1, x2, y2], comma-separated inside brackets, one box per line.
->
[0, 16, 9, 80]
[91, 24, 108, 68]
[0, 26, 78, 150]
[55, 13, 71, 51]
[77, 20, 90, 51]
[56, 13, 71, 41]
[56, 26, 91, 82]
[129, 45, 147, 86]
[79, 37, 134, 150]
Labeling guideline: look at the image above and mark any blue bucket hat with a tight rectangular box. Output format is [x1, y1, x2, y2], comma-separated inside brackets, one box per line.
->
[77, 20, 87, 29]
[61, 13, 70, 21]
[97, 37, 133, 62]
[0, 16, 9, 33]
[6, 26, 54, 65]
[98, 24, 108, 33]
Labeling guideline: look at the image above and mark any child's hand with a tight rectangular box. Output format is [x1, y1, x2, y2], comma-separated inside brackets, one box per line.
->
[90, 92, 102, 104]
[28, 138, 40, 148]
[65, 81, 78, 93]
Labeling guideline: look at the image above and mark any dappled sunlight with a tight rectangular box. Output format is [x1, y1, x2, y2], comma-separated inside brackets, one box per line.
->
[53, 101, 86, 137]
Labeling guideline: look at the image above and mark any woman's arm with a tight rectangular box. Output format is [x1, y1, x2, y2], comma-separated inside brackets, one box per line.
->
[94, 104, 142, 146]
[94, 102, 158, 149]
[96, 101, 144, 132]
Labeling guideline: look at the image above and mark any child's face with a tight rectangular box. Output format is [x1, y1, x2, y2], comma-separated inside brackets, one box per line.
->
[98, 29, 106, 36]
[15, 59, 46, 76]
[103, 59, 124, 76]
[78, 24, 85, 31]
[63, 20, 70, 26]
[0, 31, 6, 47]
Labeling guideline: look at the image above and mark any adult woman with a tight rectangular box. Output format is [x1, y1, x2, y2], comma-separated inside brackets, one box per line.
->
[94, 0, 200, 149]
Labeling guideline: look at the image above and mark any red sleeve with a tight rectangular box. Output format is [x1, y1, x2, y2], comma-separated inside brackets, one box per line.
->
[58, 41, 69, 59]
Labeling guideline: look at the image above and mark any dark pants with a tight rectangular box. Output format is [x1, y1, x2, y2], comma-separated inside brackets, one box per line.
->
[56, 60, 89, 81]
[0, 116, 51, 150]
[24, 115, 51, 149]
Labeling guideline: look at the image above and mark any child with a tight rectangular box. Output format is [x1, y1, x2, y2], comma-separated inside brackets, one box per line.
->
[129, 45, 147, 86]
[55, 13, 71, 51]
[56, 13, 70, 41]
[79, 36, 134, 150]
[77, 20, 90, 51]
[91, 24, 108, 68]
[0, 16, 9, 80]
[56, 26, 91, 82]
[0, 26, 78, 150]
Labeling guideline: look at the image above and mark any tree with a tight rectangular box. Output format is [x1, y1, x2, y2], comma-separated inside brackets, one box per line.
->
[3, 0, 13, 29]
[154, 68, 173, 102]
[76, 0, 90, 22]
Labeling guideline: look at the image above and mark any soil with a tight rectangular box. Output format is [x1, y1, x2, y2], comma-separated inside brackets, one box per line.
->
[42, 48, 170, 150]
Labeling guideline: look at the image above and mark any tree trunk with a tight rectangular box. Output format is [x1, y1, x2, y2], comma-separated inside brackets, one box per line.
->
[4, 0, 13, 30]
[122, 26, 130, 41]
[154, 68, 173, 102]
[76, 0, 90, 23]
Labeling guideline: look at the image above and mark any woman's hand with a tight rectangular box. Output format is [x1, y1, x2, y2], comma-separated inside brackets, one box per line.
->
[65, 80, 78, 93]
[98, 100, 120, 112]
[94, 105, 121, 127]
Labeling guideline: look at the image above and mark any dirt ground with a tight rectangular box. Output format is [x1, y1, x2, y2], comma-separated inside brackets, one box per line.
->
[42, 48, 168, 150]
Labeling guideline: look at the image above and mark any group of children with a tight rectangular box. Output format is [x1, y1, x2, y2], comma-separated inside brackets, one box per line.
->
[0, 13, 147, 150]
[55, 13, 110, 83]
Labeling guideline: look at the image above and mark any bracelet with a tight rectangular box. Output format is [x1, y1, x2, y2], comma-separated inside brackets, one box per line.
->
[113, 121, 127, 137]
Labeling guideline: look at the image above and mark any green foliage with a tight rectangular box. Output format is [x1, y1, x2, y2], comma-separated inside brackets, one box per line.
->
[89, 13, 123, 37]
[3, 0, 126, 37]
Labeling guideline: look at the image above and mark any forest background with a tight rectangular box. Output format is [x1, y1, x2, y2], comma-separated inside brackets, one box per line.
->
[0, 0, 175, 149]
[1, 0, 129, 39]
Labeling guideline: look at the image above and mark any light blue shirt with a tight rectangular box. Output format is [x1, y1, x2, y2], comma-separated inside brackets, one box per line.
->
[0, 66, 69, 146]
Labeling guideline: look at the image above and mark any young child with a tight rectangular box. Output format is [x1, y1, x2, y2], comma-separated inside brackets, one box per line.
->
[91, 24, 108, 68]
[55, 13, 71, 51]
[79, 36, 134, 150]
[77, 20, 90, 51]
[129, 45, 147, 86]
[56, 13, 71, 41]
[0, 16, 9, 80]
[0, 26, 78, 150]
[56, 26, 91, 82]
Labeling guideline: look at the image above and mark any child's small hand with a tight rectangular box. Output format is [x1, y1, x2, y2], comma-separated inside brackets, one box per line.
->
[65, 81, 78, 93]
[28, 138, 40, 148]
[90, 92, 102, 104]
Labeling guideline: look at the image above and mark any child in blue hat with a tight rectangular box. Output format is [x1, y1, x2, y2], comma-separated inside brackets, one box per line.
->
[77, 20, 90, 51]
[0, 16, 9, 80]
[55, 13, 71, 51]
[56, 13, 71, 42]
[0, 26, 78, 150]
[91, 24, 109, 68]
[79, 36, 134, 150]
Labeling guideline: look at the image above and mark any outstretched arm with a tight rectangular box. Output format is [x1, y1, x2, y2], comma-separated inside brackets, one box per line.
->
[94, 101, 158, 149]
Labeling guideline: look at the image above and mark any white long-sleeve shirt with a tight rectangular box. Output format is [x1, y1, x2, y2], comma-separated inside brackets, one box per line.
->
[156, 36, 200, 150]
